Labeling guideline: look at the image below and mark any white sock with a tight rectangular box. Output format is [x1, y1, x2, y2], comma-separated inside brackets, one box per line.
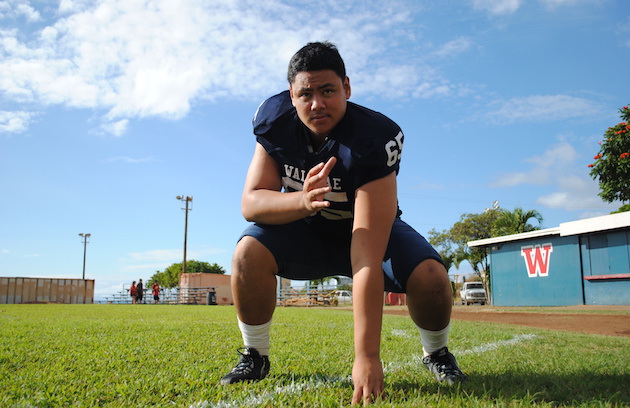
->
[418, 323, 450, 356]
[237, 317, 271, 356]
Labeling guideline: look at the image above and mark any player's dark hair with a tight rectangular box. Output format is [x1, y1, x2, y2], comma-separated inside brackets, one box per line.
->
[287, 41, 346, 84]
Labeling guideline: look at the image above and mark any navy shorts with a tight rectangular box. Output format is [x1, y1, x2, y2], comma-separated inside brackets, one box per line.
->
[239, 218, 443, 293]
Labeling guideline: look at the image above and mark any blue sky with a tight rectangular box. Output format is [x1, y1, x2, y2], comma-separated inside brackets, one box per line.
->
[1, 0, 628, 300]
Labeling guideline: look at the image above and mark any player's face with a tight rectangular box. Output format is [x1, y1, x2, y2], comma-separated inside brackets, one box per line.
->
[289, 70, 351, 141]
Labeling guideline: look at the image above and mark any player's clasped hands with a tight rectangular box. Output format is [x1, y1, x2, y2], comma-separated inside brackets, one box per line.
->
[302, 156, 337, 212]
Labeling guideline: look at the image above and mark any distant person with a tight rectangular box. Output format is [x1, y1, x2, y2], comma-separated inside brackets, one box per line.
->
[137, 279, 144, 304]
[130, 281, 138, 304]
[152, 282, 161, 304]
[220, 41, 467, 405]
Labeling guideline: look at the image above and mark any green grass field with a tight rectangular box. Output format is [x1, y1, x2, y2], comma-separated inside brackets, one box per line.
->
[1, 304, 628, 407]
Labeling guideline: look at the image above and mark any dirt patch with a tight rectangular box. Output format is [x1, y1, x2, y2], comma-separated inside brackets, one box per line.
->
[380, 305, 630, 338]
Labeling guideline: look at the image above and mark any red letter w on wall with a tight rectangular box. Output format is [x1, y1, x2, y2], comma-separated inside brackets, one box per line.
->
[520, 243, 553, 278]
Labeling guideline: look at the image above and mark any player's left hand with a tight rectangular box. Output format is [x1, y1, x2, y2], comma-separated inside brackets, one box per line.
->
[351, 356, 384, 406]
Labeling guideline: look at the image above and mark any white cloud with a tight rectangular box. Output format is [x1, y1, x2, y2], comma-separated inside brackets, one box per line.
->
[0, 1, 492, 136]
[413, 81, 455, 99]
[127, 249, 182, 263]
[432, 37, 473, 58]
[119, 246, 227, 275]
[410, 178, 446, 190]
[491, 140, 618, 214]
[122, 263, 170, 273]
[93, 281, 126, 299]
[22, 253, 41, 258]
[617, 15, 630, 49]
[15, 3, 41, 22]
[482, 95, 605, 124]
[58, 0, 94, 15]
[125, 247, 226, 263]
[0, 1, 42, 22]
[525, 141, 579, 168]
[104, 156, 153, 164]
[361, 61, 467, 100]
[100, 119, 128, 136]
[538, 0, 601, 9]
[471, 0, 596, 15]
[536, 174, 617, 216]
[471, 0, 522, 15]
[491, 141, 578, 187]
[0, 110, 34, 133]
[0, 0, 439, 135]
[492, 167, 550, 188]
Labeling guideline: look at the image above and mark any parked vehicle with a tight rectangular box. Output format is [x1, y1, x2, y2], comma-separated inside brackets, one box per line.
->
[333, 290, 352, 305]
[459, 282, 487, 305]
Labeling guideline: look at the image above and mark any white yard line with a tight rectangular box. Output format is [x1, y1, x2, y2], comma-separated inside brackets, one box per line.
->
[384, 332, 539, 373]
[192, 376, 351, 408]
[454, 333, 539, 356]
[196, 333, 539, 408]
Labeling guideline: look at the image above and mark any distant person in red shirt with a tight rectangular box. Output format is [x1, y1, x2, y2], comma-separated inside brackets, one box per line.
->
[130, 281, 138, 304]
[152, 282, 161, 304]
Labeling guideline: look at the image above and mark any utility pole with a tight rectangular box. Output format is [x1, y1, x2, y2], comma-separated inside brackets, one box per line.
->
[78, 233, 91, 280]
[176, 196, 193, 274]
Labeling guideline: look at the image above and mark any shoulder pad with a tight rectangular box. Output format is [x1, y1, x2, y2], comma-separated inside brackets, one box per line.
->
[252, 90, 294, 135]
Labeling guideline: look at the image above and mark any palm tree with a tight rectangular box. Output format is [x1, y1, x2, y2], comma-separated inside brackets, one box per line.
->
[494, 207, 543, 236]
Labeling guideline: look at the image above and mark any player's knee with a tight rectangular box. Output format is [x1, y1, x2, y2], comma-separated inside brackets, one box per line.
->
[417, 259, 448, 278]
[408, 259, 451, 293]
[232, 236, 277, 277]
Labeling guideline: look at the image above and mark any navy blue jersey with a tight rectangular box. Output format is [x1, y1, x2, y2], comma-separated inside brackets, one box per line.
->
[252, 90, 404, 244]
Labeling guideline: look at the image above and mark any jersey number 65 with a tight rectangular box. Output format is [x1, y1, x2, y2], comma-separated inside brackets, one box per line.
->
[385, 131, 404, 167]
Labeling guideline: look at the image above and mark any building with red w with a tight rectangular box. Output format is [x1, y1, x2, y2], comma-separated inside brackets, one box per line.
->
[468, 212, 630, 306]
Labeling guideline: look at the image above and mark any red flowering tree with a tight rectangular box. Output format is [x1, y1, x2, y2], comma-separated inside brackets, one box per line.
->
[589, 105, 630, 204]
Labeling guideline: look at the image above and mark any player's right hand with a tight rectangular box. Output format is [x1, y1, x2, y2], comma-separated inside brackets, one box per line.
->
[351, 356, 384, 406]
[302, 156, 337, 212]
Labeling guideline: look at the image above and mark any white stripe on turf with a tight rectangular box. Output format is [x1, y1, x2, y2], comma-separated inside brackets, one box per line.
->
[454, 333, 539, 356]
[384, 333, 539, 372]
[198, 333, 539, 407]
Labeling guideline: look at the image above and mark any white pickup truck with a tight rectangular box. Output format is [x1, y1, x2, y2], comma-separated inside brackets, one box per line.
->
[459, 282, 487, 305]
[333, 290, 352, 305]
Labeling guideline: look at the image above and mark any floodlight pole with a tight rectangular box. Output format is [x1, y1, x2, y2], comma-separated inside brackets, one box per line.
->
[78, 233, 91, 280]
[176, 196, 193, 274]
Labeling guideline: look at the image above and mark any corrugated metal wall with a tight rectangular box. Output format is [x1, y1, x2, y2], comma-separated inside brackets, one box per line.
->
[490, 236, 584, 306]
[581, 230, 630, 305]
[489, 229, 630, 306]
[0, 277, 94, 304]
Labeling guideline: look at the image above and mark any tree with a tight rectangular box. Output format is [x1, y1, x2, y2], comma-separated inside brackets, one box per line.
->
[428, 204, 544, 304]
[427, 228, 456, 273]
[148, 260, 226, 288]
[611, 203, 630, 214]
[430, 210, 498, 303]
[493, 207, 543, 236]
[449, 208, 501, 278]
[309, 277, 334, 288]
[589, 105, 630, 205]
[429, 205, 502, 291]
